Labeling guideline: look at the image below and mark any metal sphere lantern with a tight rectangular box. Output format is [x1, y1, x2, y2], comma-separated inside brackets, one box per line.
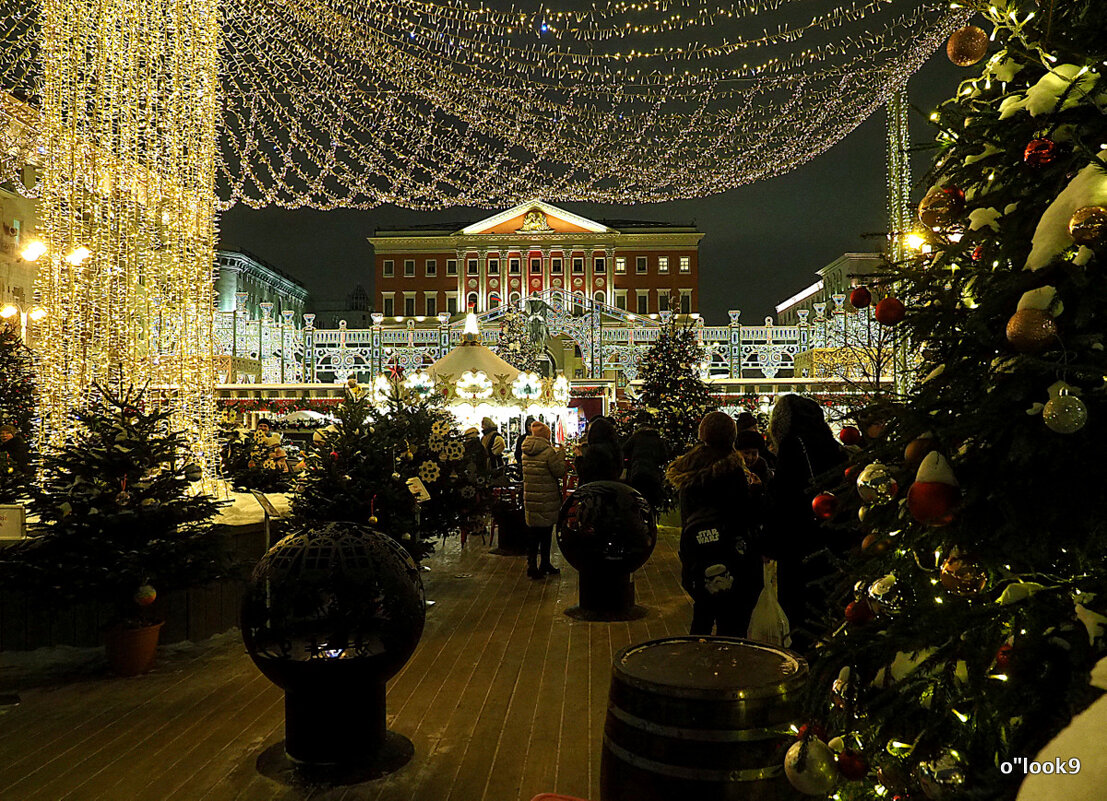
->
[242, 522, 426, 773]
[558, 481, 657, 619]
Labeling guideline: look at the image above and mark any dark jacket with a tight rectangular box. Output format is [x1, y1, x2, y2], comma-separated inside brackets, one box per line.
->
[667, 447, 758, 598]
[574, 441, 622, 486]
[623, 428, 668, 511]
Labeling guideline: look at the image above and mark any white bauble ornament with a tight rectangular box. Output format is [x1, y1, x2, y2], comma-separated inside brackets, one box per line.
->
[784, 739, 838, 796]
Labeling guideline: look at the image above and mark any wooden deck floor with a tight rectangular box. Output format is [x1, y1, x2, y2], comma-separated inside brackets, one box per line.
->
[0, 527, 694, 801]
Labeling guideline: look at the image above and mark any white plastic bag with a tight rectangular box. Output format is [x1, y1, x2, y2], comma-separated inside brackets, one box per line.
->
[747, 560, 791, 647]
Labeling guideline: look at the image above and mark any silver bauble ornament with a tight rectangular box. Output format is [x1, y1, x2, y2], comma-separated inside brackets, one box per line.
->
[868, 573, 906, 615]
[1043, 393, 1087, 434]
[856, 462, 899, 504]
[916, 751, 966, 799]
[784, 739, 838, 796]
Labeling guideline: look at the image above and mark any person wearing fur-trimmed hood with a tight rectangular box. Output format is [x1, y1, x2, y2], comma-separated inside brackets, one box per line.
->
[667, 411, 761, 636]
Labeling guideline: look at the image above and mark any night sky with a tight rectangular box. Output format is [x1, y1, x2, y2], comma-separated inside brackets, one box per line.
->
[218, 49, 964, 325]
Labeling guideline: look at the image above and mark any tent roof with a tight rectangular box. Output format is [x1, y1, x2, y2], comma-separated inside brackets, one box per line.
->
[427, 341, 521, 383]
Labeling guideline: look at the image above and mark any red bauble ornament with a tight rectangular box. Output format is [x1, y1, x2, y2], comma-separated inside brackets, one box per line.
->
[874, 297, 906, 326]
[844, 464, 860, 481]
[838, 425, 862, 447]
[838, 750, 870, 780]
[907, 481, 959, 526]
[971, 244, 985, 262]
[797, 722, 828, 741]
[330, 450, 340, 460]
[849, 286, 872, 309]
[1024, 138, 1057, 167]
[812, 492, 838, 520]
[994, 642, 1014, 673]
[845, 599, 875, 625]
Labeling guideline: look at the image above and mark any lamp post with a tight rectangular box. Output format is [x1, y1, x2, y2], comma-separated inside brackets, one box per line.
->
[0, 303, 48, 344]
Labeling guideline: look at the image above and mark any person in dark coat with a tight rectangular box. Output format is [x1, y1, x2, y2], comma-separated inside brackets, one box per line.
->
[765, 394, 847, 650]
[514, 415, 536, 467]
[0, 424, 31, 473]
[521, 421, 567, 578]
[667, 411, 761, 636]
[623, 426, 668, 515]
[574, 416, 622, 486]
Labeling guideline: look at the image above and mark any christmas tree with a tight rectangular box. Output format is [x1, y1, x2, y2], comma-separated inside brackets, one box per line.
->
[497, 301, 542, 373]
[0, 319, 37, 502]
[293, 384, 491, 559]
[0, 384, 229, 621]
[628, 315, 716, 455]
[792, 5, 1107, 800]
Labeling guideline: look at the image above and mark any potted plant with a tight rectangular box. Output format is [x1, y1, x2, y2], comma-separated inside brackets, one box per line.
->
[0, 384, 229, 675]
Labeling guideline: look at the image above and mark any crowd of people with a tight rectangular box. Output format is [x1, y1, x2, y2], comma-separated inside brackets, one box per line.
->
[509, 395, 846, 651]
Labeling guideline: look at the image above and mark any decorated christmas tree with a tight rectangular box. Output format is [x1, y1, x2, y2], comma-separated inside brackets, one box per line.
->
[790, 4, 1107, 800]
[628, 315, 716, 455]
[293, 384, 491, 559]
[0, 318, 37, 502]
[0, 384, 228, 621]
[497, 301, 542, 373]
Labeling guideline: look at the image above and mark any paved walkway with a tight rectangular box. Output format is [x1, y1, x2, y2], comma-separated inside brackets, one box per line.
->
[0, 527, 693, 801]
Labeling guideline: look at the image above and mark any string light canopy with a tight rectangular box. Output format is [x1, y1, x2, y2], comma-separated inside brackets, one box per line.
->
[2, 0, 966, 211]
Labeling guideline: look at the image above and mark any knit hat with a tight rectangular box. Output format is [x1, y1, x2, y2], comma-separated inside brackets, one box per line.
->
[736, 429, 766, 451]
[531, 420, 552, 440]
[736, 412, 758, 431]
[698, 411, 737, 448]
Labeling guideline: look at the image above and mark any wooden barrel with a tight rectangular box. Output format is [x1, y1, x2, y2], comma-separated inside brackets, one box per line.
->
[600, 637, 807, 801]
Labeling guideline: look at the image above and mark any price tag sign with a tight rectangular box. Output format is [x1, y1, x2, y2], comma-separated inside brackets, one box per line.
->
[0, 505, 26, 540]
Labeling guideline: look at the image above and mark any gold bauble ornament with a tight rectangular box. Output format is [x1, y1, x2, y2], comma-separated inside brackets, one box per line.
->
[1005, 308, 1057, 353]
[368, 515, 379, 525]
[1043, 392, 1088, 434]
[919, 187, 964, 229]
[946, 25, 989, 67]
[940, 551, 987, 597]
[784, 739, 838, 796]
[1069, 205, 1107, 247]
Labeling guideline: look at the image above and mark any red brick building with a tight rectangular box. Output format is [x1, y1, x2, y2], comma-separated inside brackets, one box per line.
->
[369, 200, 703, 318]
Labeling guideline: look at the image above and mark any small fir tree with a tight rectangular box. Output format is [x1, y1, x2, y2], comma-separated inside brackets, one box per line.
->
[629, 316, 716, 455]
[497, 302, 542, 373]
[0, 385, 229, 622]
[798, 5, 1107, 800]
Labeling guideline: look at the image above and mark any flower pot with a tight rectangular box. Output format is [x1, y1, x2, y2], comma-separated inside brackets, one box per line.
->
[104, 621, 164, 677]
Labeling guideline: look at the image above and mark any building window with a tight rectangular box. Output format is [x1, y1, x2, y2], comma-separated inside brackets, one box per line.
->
[404, 294, 416, 316]
[680, 290, 692, 314]
[615, 256, 626, 274]
[593, 291, 605, 304]
[680, 256, 691, 273]
[594, 256, 606, 274]
[572, 257, 584, 274]
[658, 256, 669, 274]
[383, 260, 394, 278]
[509, 258, 520, 274]
[636, 256, 647, 274]
[489, 293, 501, 309]
[404, 259, 415, 277]
[636, 292, 648, 315]
[658, 292, 670, 312]
[509, 292, 521, 305]
[446, 259, 458, 276]
[467, 292, 479, 311]
[530, 258, 542, 274]
[425, 259, 437, 277]
[467, 259, 478, 275]
[488, 258, 500, 275]
[615, 290, 627, 310]
[551, 258, 563, 274]
[382, 295, 395, 316]
[446, 293, 458, 314]
[425, 294, 437, 316]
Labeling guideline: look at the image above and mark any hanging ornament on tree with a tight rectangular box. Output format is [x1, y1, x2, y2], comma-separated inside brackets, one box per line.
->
[1044, 389, 1088, 434]
[134, 584, 157, 606]
[868, 573, 907, 615]
[830, 666, 852, 707]
[874, 297, 906, 326]
[907, 452, 959, 526]
[915, 751, 966, 799]
[1069, 206, 1107, 247]
[904, 434, 937, 466]
[368, 495, 379, 526]
[971, 244, 985, 262]
[856, 462, 898, 504]
[918, 187, 964, 229]
[838, 425, 862, 446]
[861, 533, 891, 554]
[946, 25, 989, 66]
[940, 550, 988, 597]
[1024, 138, 1058, 167]
[784, 738, 838, 796]
[812, 492, 838, 520]
[845, 599, 875, 625]
[849, 286, 872, 309]
[838, 750, 869, 780]
[1006, 309, 1058, 352]
[994, 641, 1014, 673]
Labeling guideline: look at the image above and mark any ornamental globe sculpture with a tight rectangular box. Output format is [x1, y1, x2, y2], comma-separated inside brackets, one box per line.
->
[557, 481, 657, 619]
[242, 522, 426, 774]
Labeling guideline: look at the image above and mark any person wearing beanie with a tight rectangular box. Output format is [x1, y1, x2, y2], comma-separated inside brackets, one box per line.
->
[481, 416, 506, 470]
[736, 410, 776, 468]
[736, 429, 772, 486]
[520, 419, 567, 578]
[666, 411, 760, 635]
[765, 394, 847, 652]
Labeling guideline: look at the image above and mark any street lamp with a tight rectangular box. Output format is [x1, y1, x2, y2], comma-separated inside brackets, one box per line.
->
[0, 303, 48, 343]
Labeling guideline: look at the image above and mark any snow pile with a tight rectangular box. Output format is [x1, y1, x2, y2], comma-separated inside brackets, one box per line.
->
[1026, 151, 1107, 270]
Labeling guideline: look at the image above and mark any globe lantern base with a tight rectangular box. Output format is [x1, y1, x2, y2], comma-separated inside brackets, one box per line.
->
[256, 730, 414, 788]
[566, 571, 648, 621]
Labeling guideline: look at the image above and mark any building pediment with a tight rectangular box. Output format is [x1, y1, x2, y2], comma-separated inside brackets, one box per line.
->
[460, 200, 613, 236]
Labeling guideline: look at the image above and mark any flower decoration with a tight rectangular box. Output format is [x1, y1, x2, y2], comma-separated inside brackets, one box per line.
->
[431, 418, 453, 437]
[418, 460, 441, 483]
[429, 434, 446, 453]
[443, 440, 465, 461]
